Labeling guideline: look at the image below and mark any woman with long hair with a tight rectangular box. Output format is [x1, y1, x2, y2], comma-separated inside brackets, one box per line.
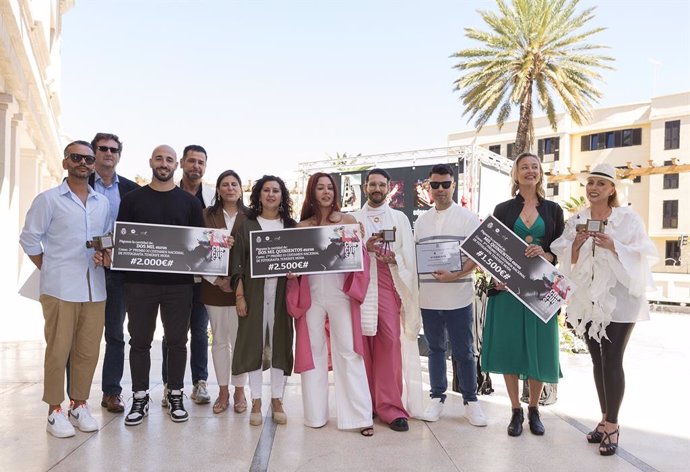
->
[231, 175, 296, 426]
[480, 152, 564, 437]
[551, 163, 656, 455]
[200, 170, 248, 414]
[287, 172, 374, 436]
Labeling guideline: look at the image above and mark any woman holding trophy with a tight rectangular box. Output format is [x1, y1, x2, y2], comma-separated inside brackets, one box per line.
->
[551, 163, 657, 456]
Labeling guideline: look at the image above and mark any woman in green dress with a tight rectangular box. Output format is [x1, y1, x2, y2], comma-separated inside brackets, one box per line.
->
[480, 152, 565, 437]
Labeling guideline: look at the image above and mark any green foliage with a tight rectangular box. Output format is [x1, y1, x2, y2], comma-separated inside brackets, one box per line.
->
[562, 195, 587, 213]
[327, 152, 371, 172]
[558, 313, 588, 353]
[451, 0, 614, 155]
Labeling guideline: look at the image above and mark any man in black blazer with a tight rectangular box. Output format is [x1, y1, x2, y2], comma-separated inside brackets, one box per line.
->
[88, 132, 139, 413]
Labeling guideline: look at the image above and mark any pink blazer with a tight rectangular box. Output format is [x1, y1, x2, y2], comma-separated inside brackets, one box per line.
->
[286, 252, 370, 373]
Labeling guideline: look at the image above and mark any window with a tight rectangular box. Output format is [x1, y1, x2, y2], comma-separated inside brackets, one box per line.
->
[663, 200, 678, 229]
[665, 120, 680, 150]
[538, 137, 560, 162]
[488, 144, 501, 155]
[546, 183, 559, 197]
[581, 128, 642, 151]
[665, 240, 681, 266]
[663, 160, 679, 189]
[507, 143, 515, 159]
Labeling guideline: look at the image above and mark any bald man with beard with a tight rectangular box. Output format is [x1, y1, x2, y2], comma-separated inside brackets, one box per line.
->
[117, 145, 204, 426]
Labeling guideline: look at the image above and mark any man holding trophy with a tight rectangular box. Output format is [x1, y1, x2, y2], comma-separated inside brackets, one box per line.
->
[351, 168, 424, 432]
[20, 141, 112, 438]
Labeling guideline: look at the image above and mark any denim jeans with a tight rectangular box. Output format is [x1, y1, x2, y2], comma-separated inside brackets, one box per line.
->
[161, 283, 208, 384]
[102, 269, 127, 395]
[421, 304, 477, 403]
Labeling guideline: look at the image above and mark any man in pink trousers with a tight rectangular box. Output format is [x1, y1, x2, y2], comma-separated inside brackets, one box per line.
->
[351, 168, 424, 432]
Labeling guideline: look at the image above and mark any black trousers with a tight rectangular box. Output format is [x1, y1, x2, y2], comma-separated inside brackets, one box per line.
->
[584, 322, 635, 424]
[126, 283, 193, 392]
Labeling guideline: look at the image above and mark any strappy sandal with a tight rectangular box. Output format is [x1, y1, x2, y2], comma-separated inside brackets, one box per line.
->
[360, 426, 374, 437]
[599, 427, 620, 456]
[213, 396, 229, 414]
[586, 422, 605, 443]
[233, 392, 247, 413]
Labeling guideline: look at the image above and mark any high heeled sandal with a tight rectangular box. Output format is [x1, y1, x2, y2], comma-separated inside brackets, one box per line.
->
[586, 422, 605, 443]
[599, 427, 620, 456]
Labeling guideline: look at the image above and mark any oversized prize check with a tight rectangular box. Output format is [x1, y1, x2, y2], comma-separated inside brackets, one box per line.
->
[111, 222, 231, 276]
[459, 215, 574, 323]
[250, 224, 363, 278]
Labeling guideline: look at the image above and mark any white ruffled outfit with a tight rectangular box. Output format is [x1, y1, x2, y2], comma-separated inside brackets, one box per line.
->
[551, 207, 657, 342]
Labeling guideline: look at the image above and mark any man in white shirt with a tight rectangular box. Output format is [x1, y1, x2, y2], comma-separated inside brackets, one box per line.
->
[414, 164, 487, 426]
[20, 141, 111, 438]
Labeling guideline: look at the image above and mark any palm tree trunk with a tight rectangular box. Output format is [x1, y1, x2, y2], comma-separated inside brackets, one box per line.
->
[514, 83, 534, 157]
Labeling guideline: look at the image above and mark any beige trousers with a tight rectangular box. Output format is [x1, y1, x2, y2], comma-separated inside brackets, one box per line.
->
[40, 295, 105, 405]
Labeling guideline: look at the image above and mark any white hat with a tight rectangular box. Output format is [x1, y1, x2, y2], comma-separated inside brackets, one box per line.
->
[581, 163, 618, 185]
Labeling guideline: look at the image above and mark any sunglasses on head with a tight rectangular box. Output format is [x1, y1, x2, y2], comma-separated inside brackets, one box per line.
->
[67, 153, 96, 165]
[97, 145, 119, 154]
[429, 181, 452, 189]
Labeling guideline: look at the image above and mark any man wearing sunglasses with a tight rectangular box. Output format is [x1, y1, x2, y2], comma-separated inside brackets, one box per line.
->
[88, 133, 139, 414]
[160, 144, 214, 408]
[20, 141, 111, 438]
[414, 164, 487, 427]
[351, 168, 424, 432]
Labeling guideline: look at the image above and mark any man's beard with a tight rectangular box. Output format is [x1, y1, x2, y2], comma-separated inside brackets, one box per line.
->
[368, 192, 386, 205]
[153, 167, 174, 182]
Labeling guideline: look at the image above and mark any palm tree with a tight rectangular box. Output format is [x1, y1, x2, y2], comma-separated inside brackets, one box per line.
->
[452, 0, 613, 157]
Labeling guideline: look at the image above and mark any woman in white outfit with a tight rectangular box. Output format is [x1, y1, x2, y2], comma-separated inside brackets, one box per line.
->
[232, 175, 295, 426]
[200, 170, 248, 414]
[551, 163, 657, 456]
[288, 172, 374, 436]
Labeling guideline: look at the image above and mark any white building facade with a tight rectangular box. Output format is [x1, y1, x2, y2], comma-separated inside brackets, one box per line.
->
[448, 92, 690, 304]
[1, 0, 71, 332]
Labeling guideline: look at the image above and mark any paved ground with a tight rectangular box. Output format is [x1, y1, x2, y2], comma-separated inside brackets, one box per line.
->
[0, 305, 687, 472]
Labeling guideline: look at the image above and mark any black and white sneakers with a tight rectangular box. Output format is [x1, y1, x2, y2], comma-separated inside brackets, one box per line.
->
[124, 392, 150, 426]
[167, 390, 189, 423]
[125, 390, 189, 425]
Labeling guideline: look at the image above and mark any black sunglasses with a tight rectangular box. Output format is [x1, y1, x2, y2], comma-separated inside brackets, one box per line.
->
[97, 145, 119, 154]
[68, 153, 96, 165]
[429, 181, 452, 189]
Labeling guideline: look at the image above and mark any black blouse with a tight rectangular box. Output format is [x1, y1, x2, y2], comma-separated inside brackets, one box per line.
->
[492, 193, 565, 264]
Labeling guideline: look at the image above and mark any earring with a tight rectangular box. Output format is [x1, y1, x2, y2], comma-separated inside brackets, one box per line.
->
[278, 203, 284, 213]
[258, 202, 263, 212]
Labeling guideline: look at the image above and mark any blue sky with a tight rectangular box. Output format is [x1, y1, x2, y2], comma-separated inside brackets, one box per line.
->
[60, 0, 690, 183]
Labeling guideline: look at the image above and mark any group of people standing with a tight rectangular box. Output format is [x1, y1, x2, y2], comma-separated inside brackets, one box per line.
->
[20, 138, 656, 456]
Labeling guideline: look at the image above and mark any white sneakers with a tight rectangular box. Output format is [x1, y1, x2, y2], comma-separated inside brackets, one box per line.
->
[68, 403, 99, 432]
[422, 398, 444, 422]
[421, 398, 488, 426]
[47, 403, 99, 438]
[464, 401, 488, 427]
[191, 380, 211, 404]
[47, 408, 75, 438]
